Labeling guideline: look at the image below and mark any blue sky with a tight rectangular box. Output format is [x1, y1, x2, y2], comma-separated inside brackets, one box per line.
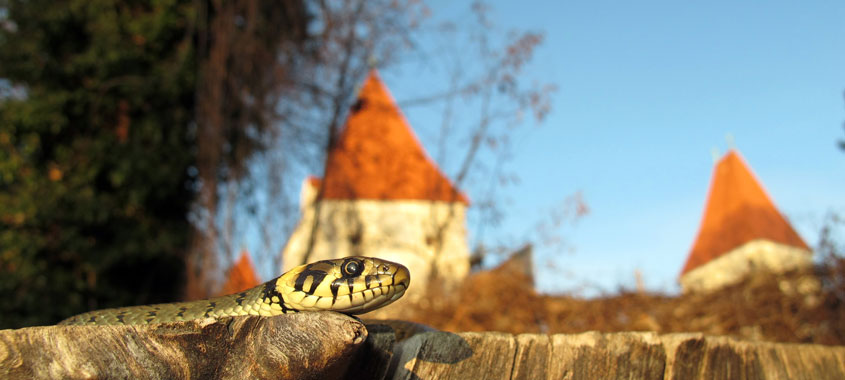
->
[381, 1, 845, 294]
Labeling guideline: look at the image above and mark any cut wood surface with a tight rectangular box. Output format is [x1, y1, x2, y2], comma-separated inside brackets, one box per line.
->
[3, 316, 844, 380]
[0, 312, 367, 380]
[359, 322, 845, 380]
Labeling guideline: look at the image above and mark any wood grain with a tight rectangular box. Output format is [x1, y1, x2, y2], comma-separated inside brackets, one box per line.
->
[0, 312, 366, 380]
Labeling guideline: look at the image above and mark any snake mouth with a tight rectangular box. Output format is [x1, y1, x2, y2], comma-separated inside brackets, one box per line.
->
[293, 281, 407, 314]
[339, 282, 407, 313]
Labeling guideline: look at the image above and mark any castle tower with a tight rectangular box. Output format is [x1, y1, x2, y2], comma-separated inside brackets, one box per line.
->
[281, 70, 471, 297]
[680, 150, 812, 292]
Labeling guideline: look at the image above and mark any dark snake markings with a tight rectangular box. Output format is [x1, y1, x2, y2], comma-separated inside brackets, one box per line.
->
[294, 267, 328, 295]
[330, 280, 341, 304]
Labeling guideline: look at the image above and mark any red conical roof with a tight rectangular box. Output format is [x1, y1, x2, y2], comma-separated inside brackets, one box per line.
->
[218, 250, 261, 296]
[317, 70, 469, 204]
[681, 150, 809, 275]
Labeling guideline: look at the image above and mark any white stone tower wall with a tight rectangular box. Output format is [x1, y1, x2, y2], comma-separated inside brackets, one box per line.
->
[281, 180, 471, 297]
[680, 239, 813, 293]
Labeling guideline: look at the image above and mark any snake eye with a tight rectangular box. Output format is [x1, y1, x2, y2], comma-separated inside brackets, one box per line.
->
[342, 260, 362, 276]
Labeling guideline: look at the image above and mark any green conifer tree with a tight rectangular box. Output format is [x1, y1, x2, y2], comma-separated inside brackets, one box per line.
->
[0, 0, 197, 327]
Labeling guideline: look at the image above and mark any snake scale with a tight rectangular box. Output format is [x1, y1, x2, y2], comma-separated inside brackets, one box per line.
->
[59, 256, 410, 325]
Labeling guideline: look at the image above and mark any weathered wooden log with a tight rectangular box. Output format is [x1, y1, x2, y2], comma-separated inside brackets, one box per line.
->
[5, 315, 844, 380]
[0, 312, 367, 380]
[357, 328, 845, 380]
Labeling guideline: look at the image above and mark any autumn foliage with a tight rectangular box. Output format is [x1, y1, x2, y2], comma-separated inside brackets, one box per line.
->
[402, 255, 845, 346]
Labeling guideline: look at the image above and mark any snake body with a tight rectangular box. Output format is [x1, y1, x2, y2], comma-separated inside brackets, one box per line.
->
[59, 256, 410, 325]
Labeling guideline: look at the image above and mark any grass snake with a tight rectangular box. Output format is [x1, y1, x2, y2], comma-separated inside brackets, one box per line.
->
[59, 256, 410, 325]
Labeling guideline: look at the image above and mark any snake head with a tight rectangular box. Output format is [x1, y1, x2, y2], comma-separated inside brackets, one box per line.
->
[279, 256, 410, 314]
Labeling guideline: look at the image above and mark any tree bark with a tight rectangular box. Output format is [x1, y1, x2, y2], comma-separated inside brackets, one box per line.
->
[356, 324, 845, 380]
[0, 312, 366, 380]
